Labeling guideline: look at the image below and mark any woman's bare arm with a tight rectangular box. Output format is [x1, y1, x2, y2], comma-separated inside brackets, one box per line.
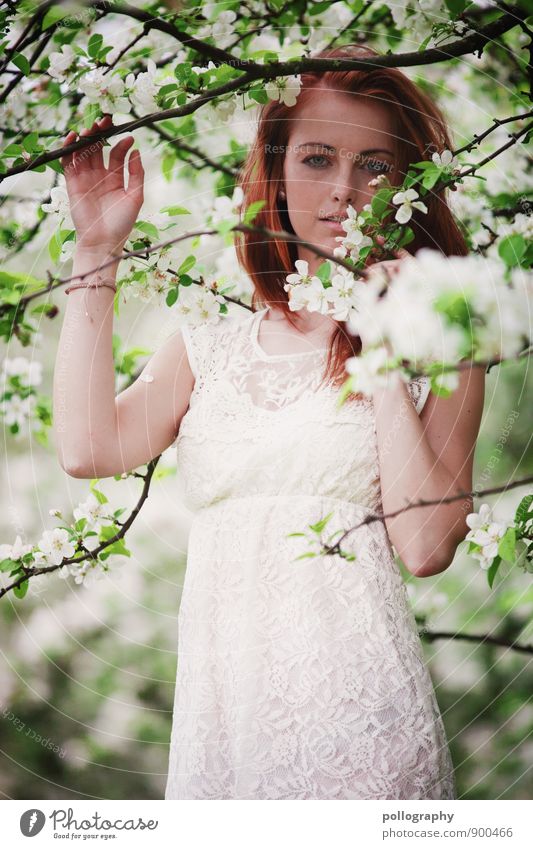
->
[53, 113, 195, 478]
[53, 247, 195, 478]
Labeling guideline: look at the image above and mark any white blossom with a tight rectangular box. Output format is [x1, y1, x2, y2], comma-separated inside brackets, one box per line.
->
[284, 259, 322, 288]
[286, 277, 330, 315]
[391, 188, 428, 224]
[210, 96, 237, 123]
[347, 248, 532, 374]
[327, 266, 359, 321]
[41, 184, 71, 223]
[36, 527, 76, 567]
[176, 286, 225, 325]
[211, 10, 237, 46]
[79, 68, 131, 114]
[0, 534, 33, 562]
[465, 503, 513, 570]
[47, 44, 76, 82]
[2, 356, 42, 387]
[125, 59, 167, 116]
[265, 75, 302, 107]
[345, 346, 392, 395]
[73, 492, 112, 534]
[0, 393, 36, 428]
[210, 185, 244, 225]
[431, 148, 458, 170]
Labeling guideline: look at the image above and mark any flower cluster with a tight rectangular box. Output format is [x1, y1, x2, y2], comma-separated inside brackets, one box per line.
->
[345, 248, 532, 395]
[281, 242, 532, 398]
[331, 204, 374, 263]
[0, 494, 121, 589]
[47, 49, 173, 116]
[1, 357, 44, 435]
[465, 503, 514, 571]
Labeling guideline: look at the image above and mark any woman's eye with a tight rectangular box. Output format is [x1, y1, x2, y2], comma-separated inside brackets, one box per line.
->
[364, 159, 389, 173]
[303, 155, 330, 168]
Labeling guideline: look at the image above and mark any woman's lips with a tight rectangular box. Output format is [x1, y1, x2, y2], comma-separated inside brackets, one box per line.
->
[320, 218, 346, 234]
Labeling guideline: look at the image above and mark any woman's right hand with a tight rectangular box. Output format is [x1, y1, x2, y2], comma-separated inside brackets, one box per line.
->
[60, 114, 144, 256]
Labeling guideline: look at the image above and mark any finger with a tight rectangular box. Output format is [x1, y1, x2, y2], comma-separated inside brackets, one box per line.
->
[88, 116, 108, 170]
[108, 136, 135, 182]
[75, 120, 105, 171]
[126, 148, 144, 201]
[60, 130, 78, 172]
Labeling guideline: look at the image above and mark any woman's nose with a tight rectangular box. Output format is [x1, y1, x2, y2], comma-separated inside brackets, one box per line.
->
[331, 180, 354, 205]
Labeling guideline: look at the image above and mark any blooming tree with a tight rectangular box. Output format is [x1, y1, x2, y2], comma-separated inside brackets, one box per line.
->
[0, 0, 531, 650]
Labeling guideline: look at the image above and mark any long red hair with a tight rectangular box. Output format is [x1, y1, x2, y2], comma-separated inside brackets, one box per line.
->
[234, 43, 469, 391]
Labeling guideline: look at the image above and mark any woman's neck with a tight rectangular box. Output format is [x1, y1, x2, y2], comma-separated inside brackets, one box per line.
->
[266, 304, 334, 338]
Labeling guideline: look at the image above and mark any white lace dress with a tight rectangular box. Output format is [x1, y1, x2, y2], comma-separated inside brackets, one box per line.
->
[164, 306, 456, 800]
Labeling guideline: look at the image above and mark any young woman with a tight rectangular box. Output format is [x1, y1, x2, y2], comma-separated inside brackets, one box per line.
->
[55, 43, 484, 800]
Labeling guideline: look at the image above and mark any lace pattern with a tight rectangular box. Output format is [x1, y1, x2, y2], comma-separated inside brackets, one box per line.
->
[165, 309, 454, 800]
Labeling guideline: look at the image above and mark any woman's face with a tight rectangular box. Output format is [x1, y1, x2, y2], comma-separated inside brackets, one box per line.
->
[282, 89, 397, 273]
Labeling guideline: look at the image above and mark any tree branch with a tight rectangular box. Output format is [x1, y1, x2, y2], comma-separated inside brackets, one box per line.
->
[322, 474, 533, 556]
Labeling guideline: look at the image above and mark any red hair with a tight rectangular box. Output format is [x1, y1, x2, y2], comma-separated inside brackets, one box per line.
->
[235, 43, 469, 391]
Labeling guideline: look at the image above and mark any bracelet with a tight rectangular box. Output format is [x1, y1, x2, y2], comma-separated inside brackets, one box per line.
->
[64, 272, 117, 321]
[64, 273, 117, 295]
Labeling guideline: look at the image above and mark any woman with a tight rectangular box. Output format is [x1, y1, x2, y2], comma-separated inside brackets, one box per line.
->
[55, 43, 484, 799]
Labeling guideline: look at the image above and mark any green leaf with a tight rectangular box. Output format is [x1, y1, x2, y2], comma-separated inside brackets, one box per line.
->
[498, 234, 526, 267]
[430, 373, 453, 397]
[487, 555, 502, 589]
[12, 52, 30, 75]
[445, 0, 469, 15]
[48, 158, 63, 174]
[308, 1, 333, 14]
[248, 88, 269, 104]
[498, 526, 516, 563]
[243, 199, 266, 225]
[2, 143, 23, 157]
[22, 132, 40, 153]
[162, 153, 175, 182]
[177, 255, 196, 275]
[159, 82, 178, 98]
[161, 205, 191, 216]
[308, 511, 334, 534]
[42, 5, 71, 29]
[336, 375, 355, 408]
[422, 171, 442, 190]
[99, 539, 131, 560]
[0, 269, 44, 295]
[48, 228, 74, 264]
[13, 578, 29, 598]
[315, 261, 331, 284]
[89, 484, 108, 505]
[515, 493, 533, 528]
[371, 188, 391, 218]
[134, 220, 159, 240]
[88, 33, 103, 58]
[293, 552, 318, 561]
[166, 287, 179, 307]
[0, 558, 18, 572]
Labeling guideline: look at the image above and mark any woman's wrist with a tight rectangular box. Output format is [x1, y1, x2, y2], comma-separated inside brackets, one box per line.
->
[73, 242, 124, 278]
[75, 241, 124, 263]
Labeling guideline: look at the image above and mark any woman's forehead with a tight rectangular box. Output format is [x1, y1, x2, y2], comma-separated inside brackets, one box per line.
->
[286, 92, 396, 147]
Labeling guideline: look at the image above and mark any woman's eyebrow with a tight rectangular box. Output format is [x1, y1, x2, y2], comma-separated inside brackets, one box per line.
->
[298, 142, 394, 156]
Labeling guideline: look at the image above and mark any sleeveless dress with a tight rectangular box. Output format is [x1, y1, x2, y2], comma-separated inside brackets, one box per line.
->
[164, 306, 456, 800]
